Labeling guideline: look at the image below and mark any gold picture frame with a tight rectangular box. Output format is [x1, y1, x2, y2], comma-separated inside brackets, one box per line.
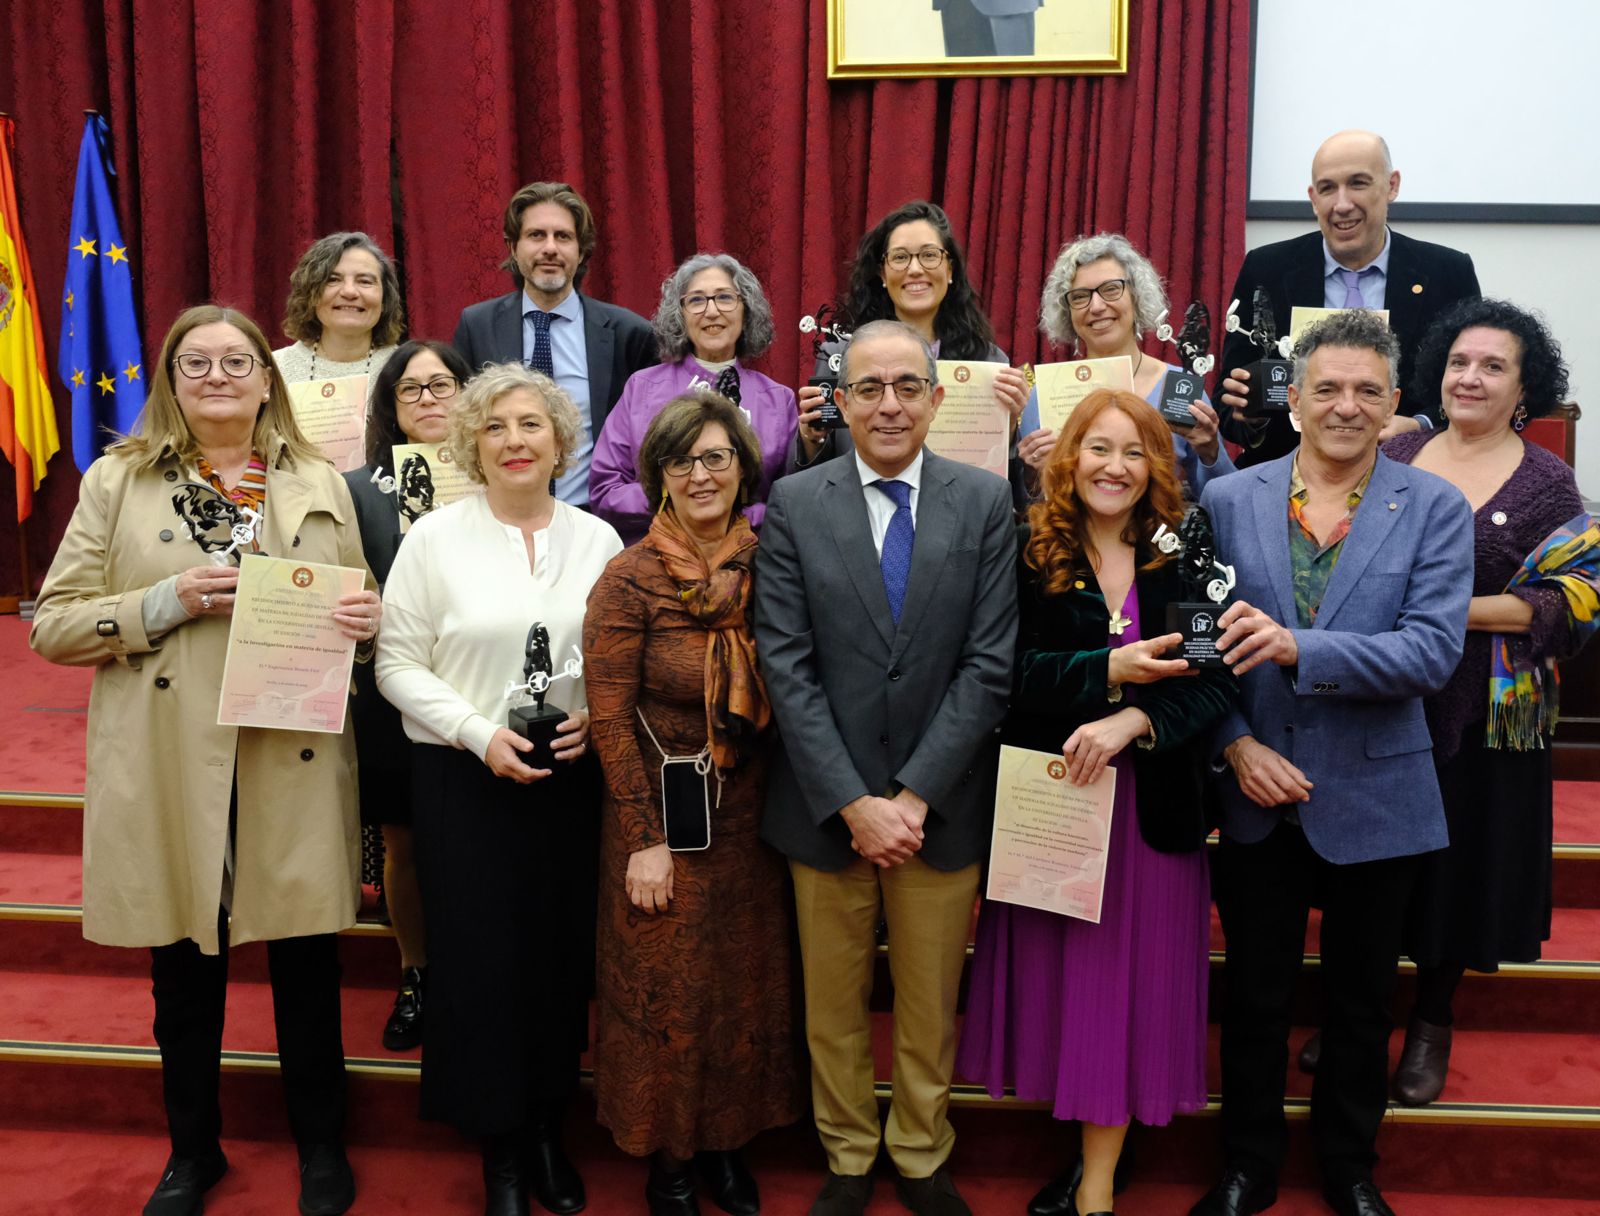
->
[827, 0, 1129, 80]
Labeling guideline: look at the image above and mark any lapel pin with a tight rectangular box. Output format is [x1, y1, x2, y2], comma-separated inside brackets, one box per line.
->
[1492, 511, 1508, 526]
[1388, 502, 1397, 510]
[1411, 283, 1424, 294]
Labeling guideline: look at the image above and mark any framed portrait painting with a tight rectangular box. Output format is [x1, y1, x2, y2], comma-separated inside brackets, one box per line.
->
[827, 0, 1129, 79]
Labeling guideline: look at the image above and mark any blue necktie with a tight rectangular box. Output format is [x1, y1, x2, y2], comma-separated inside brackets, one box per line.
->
[1338, 267, 1373, 310]
[874, 479, 914, 625]
[525, 309, 555, 377]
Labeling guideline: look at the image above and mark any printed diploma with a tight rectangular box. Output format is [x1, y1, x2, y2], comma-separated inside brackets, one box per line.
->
[987, 744, 1117, 923]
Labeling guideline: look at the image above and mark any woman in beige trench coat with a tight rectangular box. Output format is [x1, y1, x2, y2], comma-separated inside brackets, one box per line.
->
[30, 305, 381, 1216]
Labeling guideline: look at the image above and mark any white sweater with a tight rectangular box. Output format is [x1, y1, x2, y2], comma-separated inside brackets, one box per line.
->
[376, 494, 622, 759]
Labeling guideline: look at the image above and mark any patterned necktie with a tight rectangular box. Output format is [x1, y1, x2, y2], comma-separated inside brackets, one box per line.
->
[714, 364, 741, 405]
[525, 309, 555, 376]
[1339, 267, 1371, 309]
[874, 479, 914, 625]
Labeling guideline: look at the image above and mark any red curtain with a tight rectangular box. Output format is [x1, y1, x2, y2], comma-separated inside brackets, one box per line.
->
[1, 0, 1250, 593]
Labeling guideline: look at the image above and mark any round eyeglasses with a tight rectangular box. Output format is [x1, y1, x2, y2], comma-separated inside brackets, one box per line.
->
[884, 247, 948, 272]
[174, 353, 263, 379]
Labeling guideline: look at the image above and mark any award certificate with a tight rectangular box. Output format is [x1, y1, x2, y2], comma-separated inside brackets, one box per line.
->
[987, 744, 1117, 923]
[287, 375, 369, 472]
[218, 554, 364, 733]
[1031, 356, 1134, 431]
[1289, 306, 1390, 342]
[391, 442, 483, 533]
[929, 360, 1010, 479]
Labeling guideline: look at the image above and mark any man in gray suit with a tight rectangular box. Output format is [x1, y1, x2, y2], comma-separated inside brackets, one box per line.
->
[755, 320, 1017, 1216]
[935, 0, 1041, 56]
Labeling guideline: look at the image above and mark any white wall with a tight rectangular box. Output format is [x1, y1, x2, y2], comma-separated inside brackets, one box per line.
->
[1245, 220, 1599, 500]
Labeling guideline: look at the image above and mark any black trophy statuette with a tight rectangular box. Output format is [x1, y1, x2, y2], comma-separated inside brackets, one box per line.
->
[799, 304, 850, 430]
[397, 453, 436, 525]
[171, 483, 262, 566]
[1227, 287, 1293, 415]
[508, 623, 570, 769]
[1155, 301, 1213, 429]
[1156, 506, 1236, 669]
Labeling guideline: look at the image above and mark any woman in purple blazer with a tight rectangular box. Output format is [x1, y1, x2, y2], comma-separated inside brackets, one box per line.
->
[592, 254, 797, 544]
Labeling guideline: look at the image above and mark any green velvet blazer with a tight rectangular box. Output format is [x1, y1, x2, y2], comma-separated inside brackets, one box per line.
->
[1004, 525, 1237, 853]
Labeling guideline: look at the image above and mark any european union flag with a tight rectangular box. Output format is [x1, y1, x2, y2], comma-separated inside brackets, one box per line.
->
[59, 114, 144, 472]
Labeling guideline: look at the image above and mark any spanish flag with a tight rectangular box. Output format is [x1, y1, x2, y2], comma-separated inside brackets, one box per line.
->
[0, 116, 60, 521]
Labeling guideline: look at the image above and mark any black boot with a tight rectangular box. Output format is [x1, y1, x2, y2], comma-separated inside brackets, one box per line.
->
[483, 1135, 530, 1216]
[382, 966, 424, 1051]
[647, 1153, 701, 1216]
[525, 1118, 585, 1215]
[695, 1149, 758, 1215]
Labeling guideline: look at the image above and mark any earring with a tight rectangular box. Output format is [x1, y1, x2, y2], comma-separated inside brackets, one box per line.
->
[1513, 403, 1528, 432]
[739, 485, 749, 505]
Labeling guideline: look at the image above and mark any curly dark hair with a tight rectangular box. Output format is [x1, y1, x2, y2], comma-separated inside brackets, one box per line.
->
[1411, 297, 1570, 421]
[1024, 390, 1185, 595]
[281, 231, 405, 347]
[364, 340, 474, 470]
[838, 200, 996, 361]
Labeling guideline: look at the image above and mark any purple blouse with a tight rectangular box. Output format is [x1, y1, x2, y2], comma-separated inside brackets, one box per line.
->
[1382, 430, 1584, 759]
[590, 359, 799, 545]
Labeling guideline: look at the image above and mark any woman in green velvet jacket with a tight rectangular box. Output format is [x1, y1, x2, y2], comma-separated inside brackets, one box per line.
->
[958, 388, 1236, 1216]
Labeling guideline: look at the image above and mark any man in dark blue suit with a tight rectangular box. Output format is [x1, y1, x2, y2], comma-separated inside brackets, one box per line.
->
[1192, 312, 1473, 1216]
[453, 181, 655, 507]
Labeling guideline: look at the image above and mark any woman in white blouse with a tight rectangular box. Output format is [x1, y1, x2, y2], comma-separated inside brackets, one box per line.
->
[377, 363, 621, 1216]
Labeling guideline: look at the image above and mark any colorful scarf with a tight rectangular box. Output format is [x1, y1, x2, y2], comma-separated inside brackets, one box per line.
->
[642, 505, 771, 771]
[1487, 512, 1600, 750]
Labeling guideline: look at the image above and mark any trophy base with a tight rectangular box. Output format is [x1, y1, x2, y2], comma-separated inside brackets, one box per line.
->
[1165, 602, 1227, 669]
[1243, 357, 1293, 413]
[1157, 368, 1205, 427]
[509, 702, 569, 770]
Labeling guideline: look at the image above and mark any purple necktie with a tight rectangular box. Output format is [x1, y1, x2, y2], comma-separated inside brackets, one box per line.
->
[525, 310, 555, 377]
[1339, 267, 1370, 309]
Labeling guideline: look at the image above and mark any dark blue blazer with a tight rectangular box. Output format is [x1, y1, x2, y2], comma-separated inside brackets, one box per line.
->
[1200, 451, 1473, 864]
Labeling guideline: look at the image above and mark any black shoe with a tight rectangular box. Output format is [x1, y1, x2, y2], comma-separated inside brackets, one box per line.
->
[1391, 1016, 1452, 1106]
[893, 1166, 972, 1216]
[1027, 1163, 1081, 1216]
[808, 1172, 873, 1216]
[483, 1137, 530, 1216]
[1189, 1166, 1278, 1216]
[297, 1143, 355, 1216]
[695, 1150, 758, 1215]
[647, 1156, 701, 1216]
[382, 966, 425, 1051]
[143, 1150, 228, 1216]
[1323, 1180, 1396, 1216]
[525, 1131, 586, 1214]
[1299, 1030, 1322, 1075]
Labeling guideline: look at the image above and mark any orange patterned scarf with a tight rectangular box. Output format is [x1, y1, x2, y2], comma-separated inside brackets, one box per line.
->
[643, 506, 770, 770]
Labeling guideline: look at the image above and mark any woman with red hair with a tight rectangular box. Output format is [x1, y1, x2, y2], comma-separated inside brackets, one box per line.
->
[957, 390, 1235, 1216]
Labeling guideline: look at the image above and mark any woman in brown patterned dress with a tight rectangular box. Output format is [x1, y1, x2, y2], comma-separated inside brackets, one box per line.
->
[584, 391, 802, 1216]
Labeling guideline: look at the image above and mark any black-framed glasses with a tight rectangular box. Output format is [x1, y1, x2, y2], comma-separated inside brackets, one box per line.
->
[660, 447, 737, 477]
[395, 376, 460, 403]
[843, 376, 932, 405]
[681, 291, 741, 315]
[173, 353, 263, 379]
[884, 246, 948, 272]
[1066, 278, 1128, 310]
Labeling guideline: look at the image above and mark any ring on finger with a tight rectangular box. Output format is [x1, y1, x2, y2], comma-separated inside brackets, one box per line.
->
[200, 593, 212, 611]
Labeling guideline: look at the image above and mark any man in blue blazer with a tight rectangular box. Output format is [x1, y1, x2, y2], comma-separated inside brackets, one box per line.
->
[452, 181, 655, 507]
[756, 320, 1017, 1216]
[1191, 311, 1473, 1216]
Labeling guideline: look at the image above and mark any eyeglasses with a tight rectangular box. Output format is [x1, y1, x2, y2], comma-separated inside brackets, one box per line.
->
[173, 353, 263, 379]
[681, 291, 741, 315]
[1066, 278, 1128, 310]
[884, 246, 948, 272]
[660, 447, 737, 477]
[843, 376, 932, 405]
[395, 376, 460, 403]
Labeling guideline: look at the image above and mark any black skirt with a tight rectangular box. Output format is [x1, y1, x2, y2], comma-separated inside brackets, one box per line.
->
[350, 661, 412, 828]
[1405, 722, 1553, 972]
[410, 741, 601, 1136]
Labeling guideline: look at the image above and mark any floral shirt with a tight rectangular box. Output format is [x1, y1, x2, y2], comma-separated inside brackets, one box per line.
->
[1286, 456, 1374, 628]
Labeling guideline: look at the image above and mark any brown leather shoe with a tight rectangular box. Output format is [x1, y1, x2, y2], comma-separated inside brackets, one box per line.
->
[808, 1172, 873, 1216]
[1391, 1015, 1452, 1106]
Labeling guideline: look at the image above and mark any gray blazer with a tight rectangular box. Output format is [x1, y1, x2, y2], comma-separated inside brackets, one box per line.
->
[754, 449, 1018, 872]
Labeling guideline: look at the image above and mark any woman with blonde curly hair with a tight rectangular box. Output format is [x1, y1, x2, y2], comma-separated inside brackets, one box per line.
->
[957, 390, 1236, 1216]
[377, 363, 621, 1216]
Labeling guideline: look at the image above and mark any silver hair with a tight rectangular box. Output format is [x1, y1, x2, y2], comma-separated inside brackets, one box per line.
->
[447, 362, 583, 484]
[651, 252, 776, 363]
[1039, 232, 1168, 348]
[841, 319, 939, 386]
[1291, 310, 1401, 392]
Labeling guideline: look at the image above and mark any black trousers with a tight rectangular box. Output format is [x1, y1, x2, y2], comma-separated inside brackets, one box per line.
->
[1214, 822, 1423, 1188]
[150, 909, 347, 1157]
[938, 0, 1036, 56]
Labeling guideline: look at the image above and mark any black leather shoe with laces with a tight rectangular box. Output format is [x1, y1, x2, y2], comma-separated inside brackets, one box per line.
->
[142, 1150, 228, 1216]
